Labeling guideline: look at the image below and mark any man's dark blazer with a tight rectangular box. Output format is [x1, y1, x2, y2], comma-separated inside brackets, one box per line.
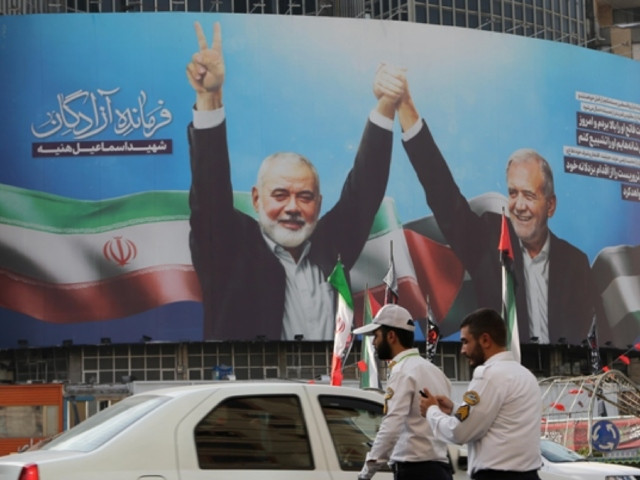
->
[402, 120, 597, 345]
[188, 118, 392, 340]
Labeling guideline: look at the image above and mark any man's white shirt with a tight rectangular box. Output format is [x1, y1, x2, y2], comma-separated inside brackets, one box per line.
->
[426, 351, 542, 476]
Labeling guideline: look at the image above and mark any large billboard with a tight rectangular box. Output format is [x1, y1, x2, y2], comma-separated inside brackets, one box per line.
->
[0, 13, 638, 348]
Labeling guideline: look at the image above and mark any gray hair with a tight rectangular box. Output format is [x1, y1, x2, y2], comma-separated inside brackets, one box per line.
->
[256, 152, 320, 193]
[505, 148, 555, 199]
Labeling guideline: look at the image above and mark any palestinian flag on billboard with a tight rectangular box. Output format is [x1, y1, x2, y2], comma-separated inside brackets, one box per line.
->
[592, 244, 640, 346]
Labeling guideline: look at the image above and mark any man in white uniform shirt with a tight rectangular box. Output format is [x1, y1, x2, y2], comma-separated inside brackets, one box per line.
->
[354, 304, 453, 480]
[420, 308, 542, 480]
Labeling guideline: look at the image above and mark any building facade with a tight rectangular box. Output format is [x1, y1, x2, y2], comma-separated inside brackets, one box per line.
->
[0, 0, 637, 410]
[1, 0, 638, 58]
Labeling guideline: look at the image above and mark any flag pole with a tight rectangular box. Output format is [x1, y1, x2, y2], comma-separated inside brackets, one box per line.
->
[383, 240, 398, 305]
[499, 207, 521, 363]
[359, 284, 382, 390]
[425, 294, 440, 362]
[587, 314, 601, 375]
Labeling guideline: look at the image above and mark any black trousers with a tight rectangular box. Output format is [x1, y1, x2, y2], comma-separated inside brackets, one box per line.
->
[393, 460, 453, 480]
[472, 469, 540, 480]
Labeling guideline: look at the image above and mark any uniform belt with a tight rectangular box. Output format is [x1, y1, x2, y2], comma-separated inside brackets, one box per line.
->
[393, 460, 452, 471]
[394, 460, 448, 466]
[393, 460, 454, 480]
[472, 469, 539, 480]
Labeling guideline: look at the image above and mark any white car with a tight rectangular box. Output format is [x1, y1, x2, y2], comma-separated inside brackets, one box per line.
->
[0, 382, 416, 480]
[539, 437, 640, 480]
[451, 438, 640, 479]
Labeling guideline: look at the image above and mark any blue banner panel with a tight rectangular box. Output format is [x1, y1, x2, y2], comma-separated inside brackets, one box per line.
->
[0, 13, 638, 348]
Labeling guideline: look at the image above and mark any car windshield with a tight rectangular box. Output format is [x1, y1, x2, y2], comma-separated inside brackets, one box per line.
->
[540, 438, 586, 463]
[37, 394, 169, 453]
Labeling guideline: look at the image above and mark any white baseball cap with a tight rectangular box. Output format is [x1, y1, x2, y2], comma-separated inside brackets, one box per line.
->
[352, 304, 415, 335]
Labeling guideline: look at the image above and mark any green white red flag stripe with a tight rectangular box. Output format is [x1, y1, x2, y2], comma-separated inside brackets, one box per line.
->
[0, 184, 199, 322]
[0, 185, 465, 332]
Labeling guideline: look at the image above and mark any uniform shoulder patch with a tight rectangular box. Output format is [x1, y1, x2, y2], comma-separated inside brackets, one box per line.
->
[455, 404, 470, 422]
[383, 387, 394, 414]
[385, 387, 394, 399]
[462, 390, 480, 406]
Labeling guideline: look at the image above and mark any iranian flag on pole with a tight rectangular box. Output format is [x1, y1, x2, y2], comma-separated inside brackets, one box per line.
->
[499, 210, 521, 363]
[358, 287, 382, 390]
[328, 258, 354, 386]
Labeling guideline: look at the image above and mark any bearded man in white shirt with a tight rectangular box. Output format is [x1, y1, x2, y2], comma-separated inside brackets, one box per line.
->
[420, 308, 542, 480]
[355, 304, 453, 480]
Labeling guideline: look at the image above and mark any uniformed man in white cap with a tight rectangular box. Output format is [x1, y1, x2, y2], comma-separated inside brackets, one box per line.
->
[420, 308, 542, 480]
[354, 304, 453, 480]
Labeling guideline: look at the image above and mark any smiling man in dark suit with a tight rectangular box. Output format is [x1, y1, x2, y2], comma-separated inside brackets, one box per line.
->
[392, 76, 601, 346]
[186, 22, 406, 340]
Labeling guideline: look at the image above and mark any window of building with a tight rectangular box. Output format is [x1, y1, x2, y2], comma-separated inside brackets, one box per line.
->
[187, 342, 281, 380]
[82, 344, 178, 383]
[285, 341, 331, 380]
[428, 343, 460, 380]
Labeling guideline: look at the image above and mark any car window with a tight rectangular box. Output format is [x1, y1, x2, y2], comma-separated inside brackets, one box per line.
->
[540, 439, 586, 463]
[194, 394, 313, 470]
[38, 395, 168, 453]
[318, 395, 390, 472]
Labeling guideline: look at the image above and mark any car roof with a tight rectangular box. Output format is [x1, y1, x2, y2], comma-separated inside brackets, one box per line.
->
[134, 380, 384, 399]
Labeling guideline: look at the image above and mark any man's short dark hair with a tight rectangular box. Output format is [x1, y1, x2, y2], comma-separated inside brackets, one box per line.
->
[379, 325, 415, 348]
[460, 308, 507, 347]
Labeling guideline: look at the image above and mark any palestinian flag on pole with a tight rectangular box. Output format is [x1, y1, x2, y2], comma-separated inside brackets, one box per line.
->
[498, 210, 521, 363]
[0, 183, 200, 323]
[328, 258, 354, 386]
[358, 287, 382, 390]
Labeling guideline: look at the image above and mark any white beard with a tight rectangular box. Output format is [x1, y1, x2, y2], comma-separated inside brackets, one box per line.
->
[258, 207, 317, 249]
